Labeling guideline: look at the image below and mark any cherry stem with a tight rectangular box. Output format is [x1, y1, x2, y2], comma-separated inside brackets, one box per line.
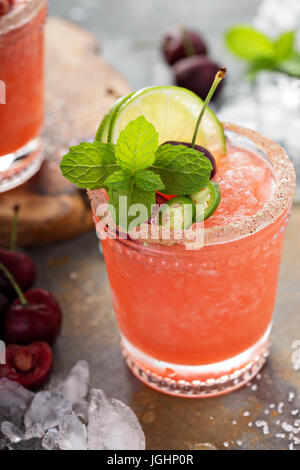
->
[181, 27, 196, 57]
[10, 204, 19, 251]
[191, 67, 227, 149]
[0, 262, 28, 307]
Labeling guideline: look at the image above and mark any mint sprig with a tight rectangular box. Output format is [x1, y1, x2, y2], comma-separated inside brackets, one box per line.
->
[151, 144, 212, 195]
[60, 142, 118, 189]
[60, 116, 213, 230]
[116, 116, 159, 170]
[108, 185, 155, 229]
[134, 169, 165, 192]
[225, 26, 300, 78]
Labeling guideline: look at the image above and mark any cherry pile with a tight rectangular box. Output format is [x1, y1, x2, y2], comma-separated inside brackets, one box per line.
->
[0, 206, 62, 390]
[161, 26, 224, 101]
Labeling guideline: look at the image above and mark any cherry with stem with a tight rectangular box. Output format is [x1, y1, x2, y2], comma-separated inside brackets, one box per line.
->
[191, 67, 227, 148]
[0, 262, 62, 346]
[0, 205, 36, 299]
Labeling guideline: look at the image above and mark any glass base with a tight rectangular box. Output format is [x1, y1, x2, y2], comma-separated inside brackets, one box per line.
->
[121, 326, 270, 398]
[0, 138, 44, 192]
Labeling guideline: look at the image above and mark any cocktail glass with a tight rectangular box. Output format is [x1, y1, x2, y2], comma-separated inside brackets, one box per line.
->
[0, 0, 47, 192]
[89, 123, 295, 398]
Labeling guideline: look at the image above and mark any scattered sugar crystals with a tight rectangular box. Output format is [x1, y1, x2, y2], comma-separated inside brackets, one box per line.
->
[288, 392, 295, 403]
[224, 387, 300, 450]
[0, 361, 145, 451]
[277, 402, 284, 414]
[255, 420, 269, 435]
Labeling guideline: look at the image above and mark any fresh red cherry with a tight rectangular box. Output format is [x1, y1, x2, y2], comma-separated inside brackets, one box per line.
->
[0, 206, 36, 300]
[4, 289, 62, 346]
[0, 292, 9, 335]
[174, 56, 224, 101]
[0, 0, 12, 17]
[0, 250, 37, 300]
[162, 26, 207, 66]
[163, 141, 217, 178]
[0, 342, 53, 390]
[0, 292, 9, 316]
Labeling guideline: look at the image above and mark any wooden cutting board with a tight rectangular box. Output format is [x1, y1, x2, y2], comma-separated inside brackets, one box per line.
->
[0, 17, 131, 247]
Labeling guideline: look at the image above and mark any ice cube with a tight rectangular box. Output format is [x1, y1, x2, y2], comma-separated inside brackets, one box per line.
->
[49, 361, 90, 404]
[73, 399, 89, 424]
[24, 422, 45, 440]
[0, 438, 9, 450]
[24, 391, 72, 431]
[42, 428, 59, 451]
[58, 412, 87, 450]
[0, 378, 34, 411]
[0, 379, 34, 428]
[0, 421, 24, 443]
[87, 389, 145, 450]
[8, 438, 43, 451]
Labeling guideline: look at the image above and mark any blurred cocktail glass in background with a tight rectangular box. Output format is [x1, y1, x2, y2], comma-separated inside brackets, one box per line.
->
[0, 0, 47, 192]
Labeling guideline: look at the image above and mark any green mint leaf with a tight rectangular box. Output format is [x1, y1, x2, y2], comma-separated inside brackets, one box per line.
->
[151, 144, 212, 195]
[274, 31, 295, 61]
[247, 57, 276, 80]
[104, 169, 133, 190]
[277, 51, 300, 77]
[225, 26, 275, 61]
[60, 142, 119, 189]
[116, 116, 159, 170]
[134, 169, 165, 192]
[108, 185, 155, 230]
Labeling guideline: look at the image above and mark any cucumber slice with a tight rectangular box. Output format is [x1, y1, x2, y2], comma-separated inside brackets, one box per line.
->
[160, 196, 196, 230]
[190, 181, 221, 222]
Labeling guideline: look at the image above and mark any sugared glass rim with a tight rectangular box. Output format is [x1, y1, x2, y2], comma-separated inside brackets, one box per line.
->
[89, 123, 295, 250]
[203, 122, 295, 245]
[0, 0, 46, 37]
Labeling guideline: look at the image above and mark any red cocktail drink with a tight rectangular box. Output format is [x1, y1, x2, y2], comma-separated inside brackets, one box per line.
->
[0, 0, 47, 191]
[90, 124, 295, 397]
